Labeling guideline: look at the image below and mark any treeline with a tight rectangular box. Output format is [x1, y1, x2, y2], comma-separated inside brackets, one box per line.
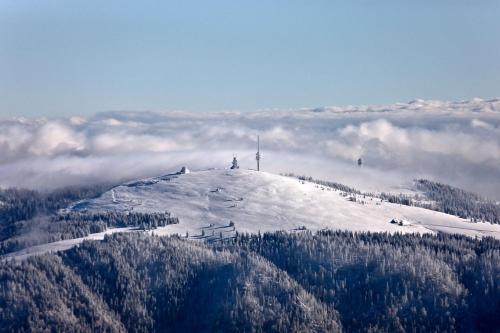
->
[0, 184, 113, 255]
[221, 231, 500, 332]
[0, 184, 114, 224]
[56, 211, 179, 230]
[0, 233, 340, 333]
[1, 231, 499, 332]
[286, 174, 500, 224]
[0, 183, 178, 256]
[415, 179, 500, 224]
[0, 211, 178, 256]
[284, 173, 361, 195]
[377, 192, 414, 206]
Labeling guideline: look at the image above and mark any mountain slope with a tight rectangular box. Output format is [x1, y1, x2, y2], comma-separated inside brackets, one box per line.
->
[73, 169, 500, 239]
[3, 232, 499, 332]
[1, 233, 341, 333]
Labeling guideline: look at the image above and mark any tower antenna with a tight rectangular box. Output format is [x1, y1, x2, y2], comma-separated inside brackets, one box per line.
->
[256, 135, 261, 171]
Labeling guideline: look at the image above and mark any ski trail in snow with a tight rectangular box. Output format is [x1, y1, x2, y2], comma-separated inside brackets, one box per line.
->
[414, 221, 500, 235]
[1, 227, 136, 262]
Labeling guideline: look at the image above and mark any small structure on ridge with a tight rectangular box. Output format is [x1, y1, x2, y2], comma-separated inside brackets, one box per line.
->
[178, 166, 190, 174]
[230, 156, 239, 169]
[256, 135, 261, 171]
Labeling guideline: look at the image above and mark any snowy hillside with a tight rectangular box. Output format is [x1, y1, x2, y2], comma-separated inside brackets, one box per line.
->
[72, 169, 500, 240]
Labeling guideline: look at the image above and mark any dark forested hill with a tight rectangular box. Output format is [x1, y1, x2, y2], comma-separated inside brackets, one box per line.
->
[414, 179, 500, 224]
[0, 184, 114, 254]
[2, 231, 499, 333]
[1, 178, 500, 332]
[0, 184, 114, 224]
[0, 184, 178, 255]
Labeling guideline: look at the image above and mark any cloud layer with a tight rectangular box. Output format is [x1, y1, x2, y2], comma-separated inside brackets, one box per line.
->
[1, 98, 500, 199]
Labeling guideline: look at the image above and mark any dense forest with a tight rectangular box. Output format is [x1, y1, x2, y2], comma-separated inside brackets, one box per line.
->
[414, 179, 500, 224]
[1, 231, 499, 332]
[0, 186, 178, 255]
[0, 184, 114, 224]
[288, 174, 500, 224]
[0, 211, 179, 255]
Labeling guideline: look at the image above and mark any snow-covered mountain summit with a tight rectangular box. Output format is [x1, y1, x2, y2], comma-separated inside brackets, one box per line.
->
[72, 169, 500, 239]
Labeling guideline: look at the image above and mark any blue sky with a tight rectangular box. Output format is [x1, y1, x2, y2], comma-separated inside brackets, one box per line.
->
[1, 0, 499, 118]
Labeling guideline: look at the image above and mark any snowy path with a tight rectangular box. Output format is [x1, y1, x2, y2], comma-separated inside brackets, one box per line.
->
[413, 221, 500, 237]
[2, 227, 135, 262]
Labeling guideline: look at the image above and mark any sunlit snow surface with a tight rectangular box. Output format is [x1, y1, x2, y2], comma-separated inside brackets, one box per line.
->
[5, 169, 500, 261]
[2, 227, 135, 261]
[74, 169, 500, 238]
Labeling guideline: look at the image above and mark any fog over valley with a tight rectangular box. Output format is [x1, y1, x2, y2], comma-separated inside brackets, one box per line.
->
[1, 98, 499, 199]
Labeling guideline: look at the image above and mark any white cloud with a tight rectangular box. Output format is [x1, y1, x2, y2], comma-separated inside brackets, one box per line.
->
[29, 122, 85, 156]
[0, 98, 499, 199]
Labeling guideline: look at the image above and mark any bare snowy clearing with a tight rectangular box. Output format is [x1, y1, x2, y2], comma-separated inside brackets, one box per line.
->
[2, 227, 134, 261]
[76, 169, 500, 238]
[4, 169, 500, 261]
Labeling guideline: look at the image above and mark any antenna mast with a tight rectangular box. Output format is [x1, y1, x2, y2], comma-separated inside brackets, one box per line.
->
[256, 135, 260, 171]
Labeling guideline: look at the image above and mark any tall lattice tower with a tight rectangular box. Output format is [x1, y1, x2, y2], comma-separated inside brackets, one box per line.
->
[256, 135, 261, 171]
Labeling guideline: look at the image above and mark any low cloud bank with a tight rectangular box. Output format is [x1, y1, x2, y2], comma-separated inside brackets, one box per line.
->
[1, 98, 500, 199]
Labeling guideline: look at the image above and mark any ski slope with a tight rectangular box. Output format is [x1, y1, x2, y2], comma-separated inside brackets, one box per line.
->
[73, 169, 500, 239]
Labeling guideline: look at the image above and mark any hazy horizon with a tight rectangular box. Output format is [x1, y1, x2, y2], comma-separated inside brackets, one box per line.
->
[1, 2, 499, 197]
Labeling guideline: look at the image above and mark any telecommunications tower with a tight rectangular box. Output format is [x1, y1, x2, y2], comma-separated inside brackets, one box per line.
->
[256, 135, 261, 171]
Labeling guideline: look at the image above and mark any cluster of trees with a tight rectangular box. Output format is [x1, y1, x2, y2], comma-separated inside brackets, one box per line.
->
[1, 233, 340, 332]
[0, 184, 179, 256]
[287, 174, 500, 224]
[1, 231, 499, 332]
[1, 184, 112, 250]
[284, 173, 362, 195]
[222, 231, 500, 332]
[1, 211, 178, 256]
[0, 184, 113, 224]
[414, 179, 500, 224]
[56, 211, 179, 230]
[377, 192, 414, 206]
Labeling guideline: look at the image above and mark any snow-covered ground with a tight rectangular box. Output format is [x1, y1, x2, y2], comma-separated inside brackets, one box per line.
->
[75, 169, 500, 238]
[5, 169, 500, 261]
[2, 227, 135, 261]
